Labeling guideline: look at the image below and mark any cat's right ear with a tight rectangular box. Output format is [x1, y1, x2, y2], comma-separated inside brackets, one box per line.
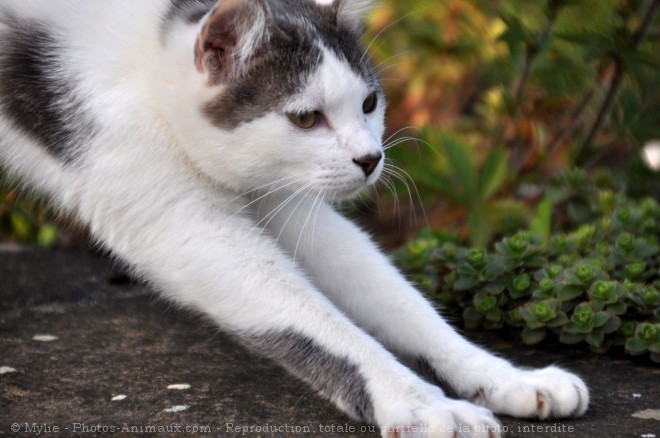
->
[195, 0, 271, 84]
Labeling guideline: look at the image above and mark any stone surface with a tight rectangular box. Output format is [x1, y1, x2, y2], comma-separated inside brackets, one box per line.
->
[1, 247, 659, 437]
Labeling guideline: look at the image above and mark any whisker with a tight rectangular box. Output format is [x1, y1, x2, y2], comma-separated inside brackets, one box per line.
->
[250, 183, 312, 241]
[384, 162, 429, 229]
[271, 184, 316, 247]
[383, 135, 427, 150]
[378, 173, 401, 229]
[382, 166, 413, 226]
[222, 174, 297, 208]
[225, 176, 303, 222]
[360, 8, 422, 65]
[373, 50, 413, 73]
[308, 188, 327, 265]
[379, 77, 407, 84]
[376, 61, 406, 76]
[293, 187, 325, 264]
[383, 126, 421, 145]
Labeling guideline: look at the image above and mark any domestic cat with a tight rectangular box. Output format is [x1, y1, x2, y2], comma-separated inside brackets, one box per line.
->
[0, 0, 589, 436]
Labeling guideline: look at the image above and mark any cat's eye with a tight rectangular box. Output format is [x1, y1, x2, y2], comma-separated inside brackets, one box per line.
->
[362, 92, 378, 114]
[288, 111, 320, 129]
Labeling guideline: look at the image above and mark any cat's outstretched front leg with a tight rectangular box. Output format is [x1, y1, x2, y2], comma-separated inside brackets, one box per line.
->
[263, 194, 589, 421]
[85, 186, 501, 438]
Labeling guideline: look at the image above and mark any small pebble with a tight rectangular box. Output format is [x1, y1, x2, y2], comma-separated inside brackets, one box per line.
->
[633, 409, 660, 420]
[633, 393, 642, 398]
[32, 334, 59, 342]
[0, 366, 17, 374]
[167, 384, 191, 390]
[111, 395, 127, 401]
[164, 405, 190, 413]
[640, 434, 656, 438]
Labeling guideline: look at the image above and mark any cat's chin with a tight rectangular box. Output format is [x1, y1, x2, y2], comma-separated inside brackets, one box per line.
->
[321, 186, 370, 203]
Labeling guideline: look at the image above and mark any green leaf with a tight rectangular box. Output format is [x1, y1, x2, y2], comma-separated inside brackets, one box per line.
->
[37, 224, 58, 247]
[507, 273, 532, 299]
[485, 308, 503, 322]
[463, 306, 483, 322]
[601, 316, 621, 335]
[533, 288, 555, 300]
[474, 292, 497, 314]
[440, 133, 479, 206]
[483, 257, 507, 280]
[546, 311, 569, 328]
[606, 301, 627, 315]
[625, 338, 648, 355]
[558, 285, 584, 301]
[519, 305, 544, 329]
[589, 338, 613, 354]
[522, 327, 547, 345]
[560, 331, 586, 345]
[468, 209, 493, 249]
[530, 199, 554, 240]
[454, 276, 480, 291]
[647, 343, 660, 354]
[586, 330, 605, 347]
[480, 279, 506, 295]
[10, 213, 32, 242]
[564, 320, 592, 334]
[593, 311, 610, 328]
[479, 148, 508, 201]
[414, 168, 464, 204]
[497, 11, 533, 65]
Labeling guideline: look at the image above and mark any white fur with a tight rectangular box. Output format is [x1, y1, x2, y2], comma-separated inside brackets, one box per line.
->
[0, 1, 588, 436]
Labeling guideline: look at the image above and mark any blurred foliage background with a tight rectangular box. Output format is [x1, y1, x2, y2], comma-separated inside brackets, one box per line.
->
[1, 0, 659, 250]
[358, 0, 659, 248]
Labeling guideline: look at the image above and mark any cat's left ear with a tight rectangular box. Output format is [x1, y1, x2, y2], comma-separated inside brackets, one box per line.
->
[335, 0, 374, 33]
[195, 0, 272, 84]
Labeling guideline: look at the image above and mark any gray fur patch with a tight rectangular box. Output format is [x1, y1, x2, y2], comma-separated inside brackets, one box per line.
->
[243, 328, 375, 423]
[203, 0, 380, 130]
[270, 0, 378, 83]
[0, 18, 96, 164]
[414, 356, 457, 397]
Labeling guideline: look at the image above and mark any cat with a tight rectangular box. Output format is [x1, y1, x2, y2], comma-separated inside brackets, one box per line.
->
[0, 0, 589, 436]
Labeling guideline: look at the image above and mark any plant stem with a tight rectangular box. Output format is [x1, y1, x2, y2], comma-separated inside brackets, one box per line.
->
[547, 90, 595, 154]
[577, 62, 624, 161]
[577, 0, 660, 163]
[513, 3, 559, 111]
[630, 0, 660, 49]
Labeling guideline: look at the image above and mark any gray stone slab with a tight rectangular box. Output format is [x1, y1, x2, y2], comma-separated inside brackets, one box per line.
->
[1, 247, 658, 437]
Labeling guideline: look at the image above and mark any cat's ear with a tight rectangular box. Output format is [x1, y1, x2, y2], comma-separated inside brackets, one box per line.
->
[335, 0, 374, 33]
[195, 0, 271, 84]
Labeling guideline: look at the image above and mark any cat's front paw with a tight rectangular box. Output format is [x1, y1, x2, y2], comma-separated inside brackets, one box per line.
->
[378, 386, 501, 438]
[473, 366, 589, 419]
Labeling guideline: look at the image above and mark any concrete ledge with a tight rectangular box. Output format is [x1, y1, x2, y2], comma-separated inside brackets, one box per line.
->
[1, 248, 658, 437]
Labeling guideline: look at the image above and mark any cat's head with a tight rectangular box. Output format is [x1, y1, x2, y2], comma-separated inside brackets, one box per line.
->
[183, 0, 385, 200]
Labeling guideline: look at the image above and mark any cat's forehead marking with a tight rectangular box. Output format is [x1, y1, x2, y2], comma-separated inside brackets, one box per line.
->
[203, 0, 379, 130]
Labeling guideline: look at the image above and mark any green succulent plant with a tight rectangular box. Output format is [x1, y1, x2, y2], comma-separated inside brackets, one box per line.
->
[395, 171, 660, 363]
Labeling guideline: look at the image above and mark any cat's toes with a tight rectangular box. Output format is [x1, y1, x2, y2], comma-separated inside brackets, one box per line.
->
[478, 366, 589, 419]
[381, 399, 501, 438]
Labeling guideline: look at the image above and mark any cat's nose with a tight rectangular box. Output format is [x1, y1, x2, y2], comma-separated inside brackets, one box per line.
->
[353, 153, 382, 177]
